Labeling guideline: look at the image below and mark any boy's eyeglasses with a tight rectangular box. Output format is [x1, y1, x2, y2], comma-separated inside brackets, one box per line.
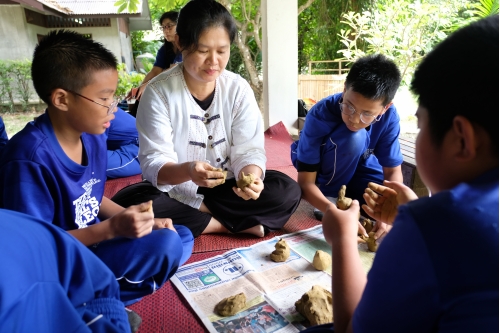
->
[67, 90, 118, 115]
[160, 23, 176, 31]
[339, 100, 383, 125]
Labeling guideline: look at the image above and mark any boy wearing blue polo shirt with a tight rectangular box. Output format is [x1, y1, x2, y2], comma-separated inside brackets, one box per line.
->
[105, 107, 141, 178]
[0, 30, 194, 307]
[0, 116, 8, 154]
[292, 54, 403, 237]
[308, 16, 498, 333]
[0, 209, 130, 332]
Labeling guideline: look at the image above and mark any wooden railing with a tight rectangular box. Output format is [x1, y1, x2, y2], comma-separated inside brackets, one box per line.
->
[399, 137, 429, 197]
[308, 60, 350, 75]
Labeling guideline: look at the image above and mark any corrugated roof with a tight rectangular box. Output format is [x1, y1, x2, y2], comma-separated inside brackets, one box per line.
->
[37, 0, 143, 15]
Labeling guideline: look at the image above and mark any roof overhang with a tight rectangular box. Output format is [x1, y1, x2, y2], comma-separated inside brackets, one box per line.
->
[128, 0, 151, 31]
[1, 0, 152, 27]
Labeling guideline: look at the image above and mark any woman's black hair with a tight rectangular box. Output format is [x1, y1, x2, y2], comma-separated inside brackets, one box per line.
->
[176, 0, 237, 52]
[159, 11, 180, 58]
[159, 11, 179, 26]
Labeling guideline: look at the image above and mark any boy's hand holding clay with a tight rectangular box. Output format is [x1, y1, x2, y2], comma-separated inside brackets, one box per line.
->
[362, 181, 418, 224]
[109, 200, 155, 239]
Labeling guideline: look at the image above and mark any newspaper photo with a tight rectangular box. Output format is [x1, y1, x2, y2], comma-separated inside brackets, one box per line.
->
[170, 225, 376, 333]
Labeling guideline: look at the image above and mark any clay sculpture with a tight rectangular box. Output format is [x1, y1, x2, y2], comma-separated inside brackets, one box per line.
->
[366, 232, 378, 252]
[142, 200, 153, 213]
[213, 168, 228, 184]
[270, 238, 290, 262]
[312, 250, 331, 271]
[295, 285, 333, 326]
[363, 218, 373, 233]
[336, 185, 352, 210]
[215, 292, 247, 316]
[236, 172, 255, 190]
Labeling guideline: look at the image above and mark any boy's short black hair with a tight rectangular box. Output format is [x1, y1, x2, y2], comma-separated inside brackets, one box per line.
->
[411, 16, 499, 154]
[176, 0, 237, 53]
[345, 54, 401, 106]
[32, 30, 117, 105]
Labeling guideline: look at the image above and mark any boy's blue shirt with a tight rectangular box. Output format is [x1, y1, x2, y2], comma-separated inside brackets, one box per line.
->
[0, 111, 107, 230]
[353, 168, 499, 333]
[104, 107, 138, 150]
[292, 92, 403, 197]
[0, 116, 8, 153]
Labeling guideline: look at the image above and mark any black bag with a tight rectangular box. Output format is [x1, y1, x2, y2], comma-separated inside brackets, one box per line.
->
[298, 99, 308, 117]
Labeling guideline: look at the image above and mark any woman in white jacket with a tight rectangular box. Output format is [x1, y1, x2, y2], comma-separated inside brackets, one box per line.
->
[113, 0, 301, 238]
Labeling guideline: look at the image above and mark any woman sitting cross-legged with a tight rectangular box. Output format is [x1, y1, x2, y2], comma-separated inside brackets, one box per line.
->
[112, 0, 301, 238]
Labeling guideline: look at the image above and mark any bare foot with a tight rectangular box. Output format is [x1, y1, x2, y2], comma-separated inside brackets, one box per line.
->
[238, 224, 265, 238]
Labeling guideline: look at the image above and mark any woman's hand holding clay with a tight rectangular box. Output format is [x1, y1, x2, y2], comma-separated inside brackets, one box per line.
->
[188, 161, 226, 188]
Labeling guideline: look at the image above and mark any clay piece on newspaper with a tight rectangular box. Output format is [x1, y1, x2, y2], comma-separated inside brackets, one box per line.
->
[236, 172, 255, 190]
[215, 293, 247, 317]
[295, 285, 333, 326]
[336, 185, 353, 210]
[312, 250, 331, 271]
[213, 168, 228, 184]
[270, 238, 290, 262]
[366, 232, 378, 252]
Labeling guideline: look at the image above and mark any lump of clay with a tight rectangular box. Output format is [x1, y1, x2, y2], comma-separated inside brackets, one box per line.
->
[295, 285, 333, 326]
[366, 232, 378, 252]
[312, 250, 331, 271]
[213, 168, 228, 184]
[236, 172, 255, 190]
[270, 238, 290, 262]
[362, 218, 373, 233]
[215, 293, 246, 316]
[336, 185, 352, 210]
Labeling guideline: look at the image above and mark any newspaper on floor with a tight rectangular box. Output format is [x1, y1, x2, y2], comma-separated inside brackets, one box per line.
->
[171, 225, 376, 333]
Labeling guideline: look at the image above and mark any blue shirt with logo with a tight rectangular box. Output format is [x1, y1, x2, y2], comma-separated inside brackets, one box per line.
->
[0, 111, 107, 230]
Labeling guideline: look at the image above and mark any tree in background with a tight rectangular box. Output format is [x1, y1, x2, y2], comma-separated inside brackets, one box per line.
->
[117, 0, 316, 110]
[298, 0, 374, 74]
[335, 0, 498, 85]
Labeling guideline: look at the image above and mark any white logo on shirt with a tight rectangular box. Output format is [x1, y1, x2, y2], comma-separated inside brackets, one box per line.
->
[363, 148, 374, 159]
[73, 178, 101, 229]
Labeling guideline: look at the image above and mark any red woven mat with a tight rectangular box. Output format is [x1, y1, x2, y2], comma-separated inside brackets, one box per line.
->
[264, 121, 294, 169]
[129, 251, 224, 333]
[104, 174, 142, 198]
[193, 197, 319, 253]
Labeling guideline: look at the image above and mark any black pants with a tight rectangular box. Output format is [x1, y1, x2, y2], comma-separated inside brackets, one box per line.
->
[111, 170, 301, 237]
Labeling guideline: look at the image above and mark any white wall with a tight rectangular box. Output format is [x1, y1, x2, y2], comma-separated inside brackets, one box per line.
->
[261, 0, 298, 134]
[0, 6, 34, 61]
[0, 6, 132, 69]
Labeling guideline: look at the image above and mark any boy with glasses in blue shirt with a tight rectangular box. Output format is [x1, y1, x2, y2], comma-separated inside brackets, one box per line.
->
[0, 30, 194, 310]
[292, 54, 403, 237]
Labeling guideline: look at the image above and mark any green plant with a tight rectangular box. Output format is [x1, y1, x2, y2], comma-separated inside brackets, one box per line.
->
[0, 61, 15, 112]
[0, 60, 34, 112]
[10, 60, 33, 111]
[116, 63, 145, 100]
[141, 58, 154, 74]
[337, 0, 452, 85]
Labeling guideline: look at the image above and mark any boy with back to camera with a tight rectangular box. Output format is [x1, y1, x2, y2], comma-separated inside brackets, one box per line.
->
[292, 54, 403, 238]
[0, 30, 194, 309]
[303, 15, 499, 333]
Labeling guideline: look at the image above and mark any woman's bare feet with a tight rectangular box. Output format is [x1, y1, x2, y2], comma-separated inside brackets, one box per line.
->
[238, 224, 265, 238]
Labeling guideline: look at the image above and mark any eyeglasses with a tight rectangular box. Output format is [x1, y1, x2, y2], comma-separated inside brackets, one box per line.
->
[339, 99, 383, 125]
[160, 23, 176, 31]
[67, 90, 118, 115]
